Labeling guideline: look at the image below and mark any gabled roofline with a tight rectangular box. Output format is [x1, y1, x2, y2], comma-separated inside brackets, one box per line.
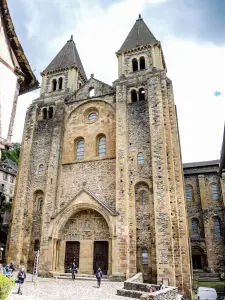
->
[0, 0, 39, 95]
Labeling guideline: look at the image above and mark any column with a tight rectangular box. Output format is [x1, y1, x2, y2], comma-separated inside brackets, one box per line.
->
[198, 175, 214, 271]
[148, 73, 175, 285]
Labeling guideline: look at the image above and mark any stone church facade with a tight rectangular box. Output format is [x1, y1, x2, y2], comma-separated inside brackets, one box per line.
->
[7, 15, 198, 297]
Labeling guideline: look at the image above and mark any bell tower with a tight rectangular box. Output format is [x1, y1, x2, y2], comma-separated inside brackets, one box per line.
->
[116, 14, 166, 78]
[114, 15, 192, 298]
[40, 35, 87, 96]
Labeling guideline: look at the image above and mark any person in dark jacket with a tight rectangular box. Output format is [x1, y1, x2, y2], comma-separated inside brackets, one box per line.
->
[71, 261, 77, 280]
[9, 261, 15, 273]
[96, 268, 102, 288]
[17, 267, 26, 295]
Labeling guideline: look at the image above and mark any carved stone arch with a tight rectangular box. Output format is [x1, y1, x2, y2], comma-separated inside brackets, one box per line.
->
[52, 191, 114, 239]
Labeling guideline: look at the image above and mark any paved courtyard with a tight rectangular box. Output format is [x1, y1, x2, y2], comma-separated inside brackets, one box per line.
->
[7, 275, 133, 300]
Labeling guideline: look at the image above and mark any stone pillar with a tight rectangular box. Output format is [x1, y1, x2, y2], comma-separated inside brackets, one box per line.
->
[108, 238, 112, 275]
[148, 73, 175, 285]
[161, 77, 183, 289]
[167, 80, 192, 298]
[58, 241, 66, 273]
[198, 175, 214, 271]
[7, 78, 21, 143]
[79, 241, 94, 274]
[114, 82, 129, 278]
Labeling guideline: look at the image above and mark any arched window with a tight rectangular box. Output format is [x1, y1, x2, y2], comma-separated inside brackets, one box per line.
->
[89, 87, 95, 97]
[142, 248, 148, 265]
[52, 79, 57, 91]
[88, 112, 97, 121]
[39, 198, 43, 213]
[34, 239, 40, 251]
[213, 217, 221, 237]
[140, 190, 147, 205]
[186, 185, 193, 201]
[79, 83, 82, 88]
[140, 57, 146, 70]
[43, 108, 47, 120]
[211, 183, 219, 200]
[49, 107, 53, 119]
[139, 88, 145, 101]
[58, 77, 63, 90]
[137, 152, 144, 165]
[76, 139, 84, 160]
[192, 218, 199, 235]
[38, 164, 44, 175]
[131, 90, 137, 103]
[98, 135, 106, 157]
[132, 58, 138, 72]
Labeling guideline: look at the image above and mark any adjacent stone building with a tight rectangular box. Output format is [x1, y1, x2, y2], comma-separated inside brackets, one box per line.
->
[7, 15, 199, 297]
[183, 160, 225, 272]
[0, 158, 17, 262]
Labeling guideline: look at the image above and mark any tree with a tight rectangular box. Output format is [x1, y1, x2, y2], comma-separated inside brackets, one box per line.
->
[1, 142, 20, 165]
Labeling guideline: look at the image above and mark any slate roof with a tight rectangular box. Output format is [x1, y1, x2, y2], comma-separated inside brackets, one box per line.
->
[44, 36, 87, 80]
[119, 15, 157, 52]
[183, 160, 219, 169]
[183, 160, 219, 175]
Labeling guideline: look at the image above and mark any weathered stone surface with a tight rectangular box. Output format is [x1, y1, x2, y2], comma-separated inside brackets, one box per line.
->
[6, 17, 196, 299]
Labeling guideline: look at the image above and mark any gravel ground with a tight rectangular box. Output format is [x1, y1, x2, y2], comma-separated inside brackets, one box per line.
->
[7, 274, 133, 300]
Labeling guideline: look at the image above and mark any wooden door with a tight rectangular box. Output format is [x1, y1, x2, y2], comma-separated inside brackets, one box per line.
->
[64, 242, 80, 273]
[93, 241, 108, 275]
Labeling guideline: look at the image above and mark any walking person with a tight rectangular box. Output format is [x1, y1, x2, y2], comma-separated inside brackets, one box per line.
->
[9, 261, 15, 274]
[71, 261, 77, 280]
[3, 265, 12, 277]
[96, 267, 102, 288]
[17, 267, 26, 295]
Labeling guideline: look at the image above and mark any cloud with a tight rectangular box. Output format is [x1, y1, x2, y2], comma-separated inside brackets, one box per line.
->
[6, 0, 225, 163]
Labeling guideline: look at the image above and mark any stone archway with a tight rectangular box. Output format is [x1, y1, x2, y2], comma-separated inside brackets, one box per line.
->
[56, 209, 111, 275]
[192, 246, 207, 270]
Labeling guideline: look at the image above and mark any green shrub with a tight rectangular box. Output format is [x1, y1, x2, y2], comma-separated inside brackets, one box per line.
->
[0, 274, 15, 300]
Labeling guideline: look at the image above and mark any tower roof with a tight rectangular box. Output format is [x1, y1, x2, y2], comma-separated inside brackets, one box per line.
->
[43, 36, 87, 80]
[119, 15, 157, 52]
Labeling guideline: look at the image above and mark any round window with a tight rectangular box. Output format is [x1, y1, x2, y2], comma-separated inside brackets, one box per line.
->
[88, 112, 97, 121]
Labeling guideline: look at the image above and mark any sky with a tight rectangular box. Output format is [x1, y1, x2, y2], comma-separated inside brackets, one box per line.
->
[6, 0, 225, 163]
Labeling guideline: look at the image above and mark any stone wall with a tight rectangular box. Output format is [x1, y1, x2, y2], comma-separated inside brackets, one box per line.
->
[184, 167, 225, 272]
[140, 288, 178, 300]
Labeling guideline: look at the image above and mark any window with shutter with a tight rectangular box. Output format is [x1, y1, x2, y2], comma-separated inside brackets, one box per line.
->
[213, 217, 221, 237]
[186, 185, 193, 201]
[76, 139, 84, 160]
[38, 164, 44, 175]
[98, 136, 106, 157]
[211, 183, 219, 200]
[142, 248, 148, 265]
[192, 219, 199, 235]
[137, 152, 144, 165]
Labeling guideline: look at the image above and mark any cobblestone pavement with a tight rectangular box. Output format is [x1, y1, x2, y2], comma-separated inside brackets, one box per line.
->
[7, 275, 133, 300]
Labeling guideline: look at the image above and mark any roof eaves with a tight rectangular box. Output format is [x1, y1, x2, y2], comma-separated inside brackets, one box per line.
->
[0, 0, 39, 94]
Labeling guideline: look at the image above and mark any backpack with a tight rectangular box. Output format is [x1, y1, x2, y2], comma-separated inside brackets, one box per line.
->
[96, 271, 101, 279]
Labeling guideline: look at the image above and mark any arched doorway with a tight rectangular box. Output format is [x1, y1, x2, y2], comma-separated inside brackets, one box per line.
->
[192, 246, 207, 270]
[58, 209, 110, 275]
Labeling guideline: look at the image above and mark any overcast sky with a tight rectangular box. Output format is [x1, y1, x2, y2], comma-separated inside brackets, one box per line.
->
[7, 0, 225, 163]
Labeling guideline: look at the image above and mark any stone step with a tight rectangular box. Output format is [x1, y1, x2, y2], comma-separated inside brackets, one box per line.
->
[198, 278, 221, 282]
[57, 273, 108, 278]
[117, 288, 143, 299]
[54, 273, 109, 281]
